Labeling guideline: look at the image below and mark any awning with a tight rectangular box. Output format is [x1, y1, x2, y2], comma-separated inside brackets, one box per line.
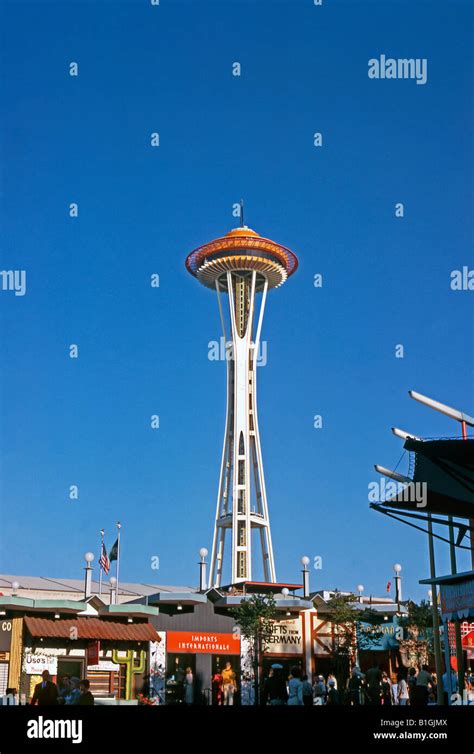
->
[377, 439, 474, 518]
[24, 616, 160, 642]
[420, 570, 474, 621]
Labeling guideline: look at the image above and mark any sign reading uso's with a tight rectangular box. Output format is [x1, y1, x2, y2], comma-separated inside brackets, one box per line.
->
[167, 632, 240, 655]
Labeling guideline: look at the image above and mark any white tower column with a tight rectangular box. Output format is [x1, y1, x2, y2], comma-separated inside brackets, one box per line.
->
[185, 224, 298, 589]
[209, 271, 276, 587]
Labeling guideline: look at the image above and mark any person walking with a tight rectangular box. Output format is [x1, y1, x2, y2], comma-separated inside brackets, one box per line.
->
[397, 671, 409, 706]
[347, 669, 363, 706]
[365, 662, 382, 705]
[428, 673, 438, 705]
[64, 677, 81, 705]
[287, 667, 303, 705]
[262, 665, 288, 706]
[184, 667, 194, 705]
[442, 668, 458, 705]
[77, 679, 94, 705]
[212, 671, 223, 706]
[414, 664, 432, 707]
[381, 672, 392, 706]
[30, 671, 58, 706]
[57, 675, 71, 705]
[407, 667, 417, 704]
[301, 674, 313, 707]
[326, 679, 341, 705]
[222, 661, 237, 706]
[313, 674, 327, 705]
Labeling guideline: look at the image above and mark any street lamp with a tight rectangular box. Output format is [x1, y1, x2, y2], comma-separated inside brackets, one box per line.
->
[301, 555, 310, 599]
[84, 552, 94, 600]
[11, 581, 19, 596]
[199, 547, 208, 592]
[357, 584, 364, 604]
[393, 563, 402, 611]
[281, 587, 291, 617]
[109, 576, 117, 605]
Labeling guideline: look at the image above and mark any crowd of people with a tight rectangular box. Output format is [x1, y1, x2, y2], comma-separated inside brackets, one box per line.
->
[260, 663, 474, 706]
[29, 670, 94, 706]
[261, 666, 340, 706]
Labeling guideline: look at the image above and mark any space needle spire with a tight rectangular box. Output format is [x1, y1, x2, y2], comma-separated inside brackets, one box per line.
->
[185, 216, 298, 586]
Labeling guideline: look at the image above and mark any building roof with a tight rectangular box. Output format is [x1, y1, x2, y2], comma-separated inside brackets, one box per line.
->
[24, 616, 160, 642]
[419, 569, 474, 586]
[0, 575, 197, 597]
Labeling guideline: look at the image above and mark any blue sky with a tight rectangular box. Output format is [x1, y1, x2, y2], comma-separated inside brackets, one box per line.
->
[1, 0, 473, 602]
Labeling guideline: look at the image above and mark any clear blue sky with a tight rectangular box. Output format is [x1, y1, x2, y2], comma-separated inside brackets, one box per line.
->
[1, 0, 473, 602]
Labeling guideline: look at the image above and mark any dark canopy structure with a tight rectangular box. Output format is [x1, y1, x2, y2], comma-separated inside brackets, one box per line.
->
[384, 439, 473, 517]
[371, 438, 474, 548]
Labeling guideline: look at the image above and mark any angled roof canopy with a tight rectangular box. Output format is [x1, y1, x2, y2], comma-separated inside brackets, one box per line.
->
[376, 439, 474, 518]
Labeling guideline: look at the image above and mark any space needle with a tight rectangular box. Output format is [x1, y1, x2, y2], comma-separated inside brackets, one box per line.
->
[185, 207, 298, 587]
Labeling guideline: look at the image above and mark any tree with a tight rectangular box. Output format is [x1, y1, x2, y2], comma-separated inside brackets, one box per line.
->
[398, 599, 434, 668]
[230, 594, 277, 705]
[325, 593, 382, 690]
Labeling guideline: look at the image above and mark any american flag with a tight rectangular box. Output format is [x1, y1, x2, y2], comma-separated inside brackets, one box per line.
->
[99, 542, 110, 575]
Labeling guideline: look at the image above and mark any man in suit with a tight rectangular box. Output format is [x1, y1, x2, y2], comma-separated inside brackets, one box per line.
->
[31, 670, 58, 706]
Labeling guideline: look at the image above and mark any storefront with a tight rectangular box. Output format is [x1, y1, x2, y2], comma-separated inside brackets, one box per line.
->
[262, 617, 305, 680]
[0, 594, 160, 703]
[22, 615, 159, 701]
[146, 598, 242, 705]
[164, 630, 241, 704]
[421, 569, 474, 703]
[0, 618, 12, 695]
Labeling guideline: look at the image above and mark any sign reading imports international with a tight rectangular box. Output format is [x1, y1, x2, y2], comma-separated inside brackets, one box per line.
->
[167, 632, 240, 655]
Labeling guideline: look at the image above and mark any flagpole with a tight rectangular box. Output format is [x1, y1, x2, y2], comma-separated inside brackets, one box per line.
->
[116, 521, 122, 603]
[99, 529, 104, 597]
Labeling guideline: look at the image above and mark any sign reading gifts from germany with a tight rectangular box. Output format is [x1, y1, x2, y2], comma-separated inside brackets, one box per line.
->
[266, 619, 303, 655]
[167, 632, 240, 655]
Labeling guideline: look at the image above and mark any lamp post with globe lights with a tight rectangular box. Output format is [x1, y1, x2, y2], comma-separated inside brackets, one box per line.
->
[301, 556, 310, 599]
[109, 576, 117, 605]
[393, 564, 402, 612]
[357, 584, 364, 604]
[84, 552, 94, 600]
[281, 587, 291, 616]
[199, 548, 208, 592]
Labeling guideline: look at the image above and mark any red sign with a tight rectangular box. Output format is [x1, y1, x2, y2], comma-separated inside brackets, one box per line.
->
[462, 631, 474, 648]
[167, 631, 240, 655]
[86, 640, 100, 666]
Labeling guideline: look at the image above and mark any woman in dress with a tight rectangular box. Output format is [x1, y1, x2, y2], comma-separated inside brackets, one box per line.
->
[183, 667, 194, 705]
[397, 670, 409, 706]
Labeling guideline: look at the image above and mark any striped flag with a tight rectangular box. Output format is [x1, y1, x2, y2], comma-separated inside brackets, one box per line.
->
[99, 542, 110, 575]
